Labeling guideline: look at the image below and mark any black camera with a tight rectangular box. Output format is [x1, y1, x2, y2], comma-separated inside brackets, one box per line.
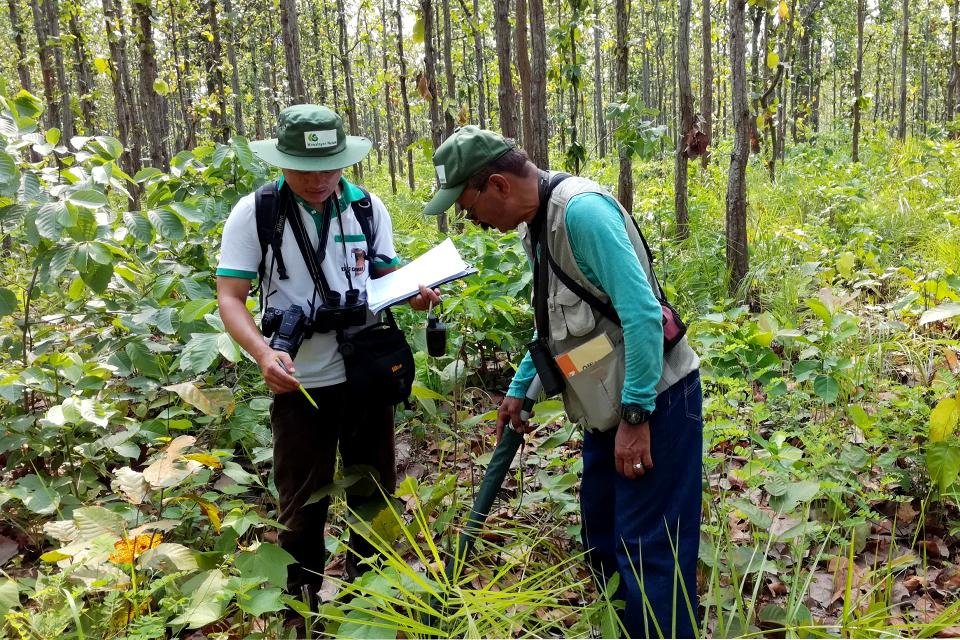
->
[262, 304, 311, 359]
[311, 289, 368, 333]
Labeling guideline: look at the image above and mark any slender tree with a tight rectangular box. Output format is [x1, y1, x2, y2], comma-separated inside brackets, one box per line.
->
[675, 0, 693, 239]
[852, 0, 866, 162]
[726, 0, 750, 296]
[494, 0, 517, 138]
[280, 0, 307, 103]
[133, 0, 170, 169]
[897, 0, 908, 140]
[592, 0, 606, 158]
[8, 0, 33, 92]
[395, 0, 415, 189]
[205, 0, 228, 142]
[701, 0, 713, 168]
[516, 0, 534, 149]
[381, 0, 398, 193]
[65, 0, 96, 130]
[101, 0, 142, 176]
[224, 0, 244, 136]
[441, 0, 457, 135]
[528, 0, 549, 167]
[948, 0, 959, 122]
[614, 0, 632, 212]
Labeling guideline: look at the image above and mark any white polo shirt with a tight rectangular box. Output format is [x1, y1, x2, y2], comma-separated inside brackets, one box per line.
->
[217, 178, 400, 388]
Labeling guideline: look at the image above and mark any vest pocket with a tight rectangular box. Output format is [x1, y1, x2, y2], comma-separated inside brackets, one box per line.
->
[560, 337, 624, 431]
[549, 287, 597, 341]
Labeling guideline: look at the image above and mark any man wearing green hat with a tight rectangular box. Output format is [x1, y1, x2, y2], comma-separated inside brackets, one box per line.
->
[216, 105, 439, 602]
[426, 126, 703, 638]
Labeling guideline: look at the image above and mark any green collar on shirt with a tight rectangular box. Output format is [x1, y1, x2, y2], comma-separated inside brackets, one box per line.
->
[275, 175, 365, 219]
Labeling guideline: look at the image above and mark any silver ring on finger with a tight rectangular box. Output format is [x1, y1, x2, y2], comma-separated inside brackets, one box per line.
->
[633, 463, 644, 471]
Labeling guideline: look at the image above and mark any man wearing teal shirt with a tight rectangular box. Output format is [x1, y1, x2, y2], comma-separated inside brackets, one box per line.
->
[216, 105, 439, 608]
[426, 126, 702, 638]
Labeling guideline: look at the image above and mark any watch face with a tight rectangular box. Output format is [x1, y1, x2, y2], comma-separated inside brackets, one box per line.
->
[623, 407, 649, 425]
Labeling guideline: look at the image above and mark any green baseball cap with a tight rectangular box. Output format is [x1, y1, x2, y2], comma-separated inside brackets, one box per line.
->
[424, 126, 515, 215]
[250, 104, 372, 171]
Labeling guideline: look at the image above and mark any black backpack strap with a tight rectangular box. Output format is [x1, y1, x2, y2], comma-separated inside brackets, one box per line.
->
[255, 181, 288, 284]
[352, 187, 393, 267]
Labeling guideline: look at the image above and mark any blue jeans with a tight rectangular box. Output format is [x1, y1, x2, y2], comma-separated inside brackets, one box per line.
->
[581, 370, 703, 638]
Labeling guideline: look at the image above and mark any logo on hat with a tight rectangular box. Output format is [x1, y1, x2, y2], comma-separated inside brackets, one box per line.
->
[436, 165, 447, 187]
[304, 129, 337, 149]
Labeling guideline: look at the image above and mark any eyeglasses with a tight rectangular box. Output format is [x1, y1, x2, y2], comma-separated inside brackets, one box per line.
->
[460, 184, 485, 221]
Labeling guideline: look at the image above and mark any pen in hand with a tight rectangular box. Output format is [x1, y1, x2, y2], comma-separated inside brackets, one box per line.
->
[275, 358, 319, 410]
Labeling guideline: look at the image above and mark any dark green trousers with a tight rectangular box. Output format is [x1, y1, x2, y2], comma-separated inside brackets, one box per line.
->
[270, 382, 397, 595]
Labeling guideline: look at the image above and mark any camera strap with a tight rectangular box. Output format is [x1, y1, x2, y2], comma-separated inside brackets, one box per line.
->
[284, 188, 336, 304]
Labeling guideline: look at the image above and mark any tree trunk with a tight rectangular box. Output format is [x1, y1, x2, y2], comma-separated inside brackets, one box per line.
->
[133, 0, 170, 168]
[592, 0, 607, 158]
[701, 0, 713, 168]
[442, 0, 457, 135]
[65, 0, 96, 131]
[675, 0, 693, 240]
[947, 0, 958, 122]
[726, 0, 750, 297]
[167, 0, 196, 151]
[206, 0, 228, 142]
[396, 0, 415, 189]
[381, 0, 398, 193]
[9, 0, 33, 92]
[101, 0, 141, 177]
[897, 0, 908, 141]
[224, 0, 244, 136]
[337, 0, 362, 181]
[528, 0, 549, 167]
[852, 0, 865, 162]
[422, 0, 446, 230]
[251, 18, 265, 139]
[494, 0, 518, 138]
[281, 0, 307, 103]
[310, 5, 328, 104]
[614, 0, 632, 212]
[516, 0, 534, 149]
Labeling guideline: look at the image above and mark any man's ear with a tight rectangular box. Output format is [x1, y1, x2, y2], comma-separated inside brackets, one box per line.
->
[488, 173, 510, 194]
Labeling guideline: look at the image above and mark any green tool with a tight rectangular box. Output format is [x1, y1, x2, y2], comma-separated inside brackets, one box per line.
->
[275, 358, 318, 410]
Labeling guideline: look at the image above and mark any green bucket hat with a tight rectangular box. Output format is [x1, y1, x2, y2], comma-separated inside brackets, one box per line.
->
[250, 104, 372, 171]
[424, 126, 515, 215]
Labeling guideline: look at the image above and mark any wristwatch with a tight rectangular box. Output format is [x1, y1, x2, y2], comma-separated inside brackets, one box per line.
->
[621, 403, 652, 426]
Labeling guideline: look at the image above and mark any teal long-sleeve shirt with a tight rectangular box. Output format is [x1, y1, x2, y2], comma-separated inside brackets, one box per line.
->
[506, 192, 664, 411]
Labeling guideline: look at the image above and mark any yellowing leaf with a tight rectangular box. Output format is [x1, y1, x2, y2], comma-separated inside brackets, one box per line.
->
[778, 0, 790, 20]
[143, 435, 200, 489]
[181, 453, 223, 469]
[837, 251, 856, 279]
[766, 51, 780, 70]
[40, 550, 71, 563]
[163, 382, 235, 417]
[930, 397, 960, 443]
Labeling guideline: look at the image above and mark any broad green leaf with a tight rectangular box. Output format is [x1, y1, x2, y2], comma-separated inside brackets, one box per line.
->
[126, 340, 163, 378]
[73, 506, 125, 541]
[339, 608, 398, 639]
[179, 299, 218, 323]
[217, 332, 242, 362]
[813, 374, 840, 404]
[927, 442, 960, 494]
[178, 332, 221, 374]
[0, 288, 17, 317]
[836, 252, 855, 278]
[147, 208, 185, 240]
[410, 383, 446, 401]
[124, 210, 154, 243]
[163, 382, 235, 417]
[730, 499, 772, 529]
[770, 480, 820, 513]
[765, 51, 780, 70]
[133, 167, 164, 183]
[0, 580, 18, 616]
[930, 396, 960, 442]
[67, 189, 107, 209]
[168, 569, 230, 628]
[412, 13, 425, 43]
[237, 587, 285, 617]
[211, 144, 230, 168]
[0, 151, 18, 197]
[805, 298, 832, 325]
[47, 245, 76, 279]
[35, 202, 64, 239]
[231, 136, 254, 170]
[9, 474, 60, 515]
[919, 303, 960, 326]
[235, 543, 295, 590]
[79, 261, 113, 293]
[153, 78, 170, 95]
[848, 405, 874, 430]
